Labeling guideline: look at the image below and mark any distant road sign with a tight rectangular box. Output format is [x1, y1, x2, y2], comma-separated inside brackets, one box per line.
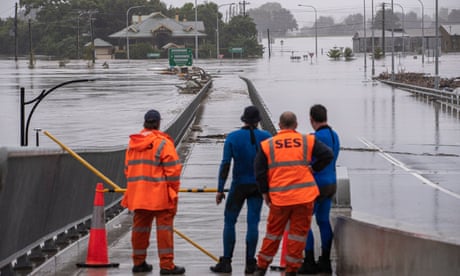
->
[229, 47, 244, 54]
[169, 48, 193, 66]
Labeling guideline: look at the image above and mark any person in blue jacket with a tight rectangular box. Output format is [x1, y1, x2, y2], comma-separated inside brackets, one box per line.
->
[210, 106, 272, 274]
[298, 104, 340, 275]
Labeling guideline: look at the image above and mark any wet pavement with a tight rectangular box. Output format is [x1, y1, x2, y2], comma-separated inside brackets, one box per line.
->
[29, 72, 346, 276]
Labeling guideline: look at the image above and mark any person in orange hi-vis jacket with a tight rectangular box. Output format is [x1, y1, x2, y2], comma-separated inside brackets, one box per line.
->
[253, 111, 333, 276]
[122, 109, 185, 275]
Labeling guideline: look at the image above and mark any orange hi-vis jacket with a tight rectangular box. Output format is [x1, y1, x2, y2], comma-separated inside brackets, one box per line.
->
[260, 129, 319, 206]
[122, 129, 182, 211]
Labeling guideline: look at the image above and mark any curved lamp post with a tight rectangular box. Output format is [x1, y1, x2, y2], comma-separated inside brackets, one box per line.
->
[216, 3, 235, 59]
[126, 5, 144, 60]
[20, 79, 96, 146]
[298, 4, 318, 62]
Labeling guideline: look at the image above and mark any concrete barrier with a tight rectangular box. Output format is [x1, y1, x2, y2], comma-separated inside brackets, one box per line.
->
[0, 79, 213, 272]
[334, 216, 460, 276]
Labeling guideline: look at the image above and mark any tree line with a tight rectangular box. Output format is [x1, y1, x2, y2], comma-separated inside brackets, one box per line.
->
[248, 2, 460, 37]
[0, 0, 263, 59]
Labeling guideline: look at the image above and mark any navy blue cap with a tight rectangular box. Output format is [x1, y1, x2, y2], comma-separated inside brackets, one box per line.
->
[144, 109, 161, 122]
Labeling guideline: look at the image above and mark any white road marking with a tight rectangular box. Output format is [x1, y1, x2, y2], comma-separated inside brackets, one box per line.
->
[358, 137, 460, 200]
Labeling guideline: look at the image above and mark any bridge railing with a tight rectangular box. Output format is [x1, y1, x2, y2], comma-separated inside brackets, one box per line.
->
[0, 80, 213, 274]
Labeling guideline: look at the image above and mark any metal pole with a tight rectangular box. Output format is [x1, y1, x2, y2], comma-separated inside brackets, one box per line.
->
[417, 0, 424, 65]
[391, 0, 395, 81]
[298, 4, 317, 62]
[195, 0, 198, 60]
[435, 0, 439, 89]
[216, 3, 235, 59]
[371, 0, 375, 76]
[126, 5, 144, 60]
[364, 0, 367, 73]
[20, 87, 25, 146]
[393, 3, 404, 56]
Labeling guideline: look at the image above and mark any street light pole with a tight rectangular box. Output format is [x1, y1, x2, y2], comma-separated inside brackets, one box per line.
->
[371, 0, 375, 76]
[126, 5, 144, 60]
[216, 3, 235, 59]
[195, 0, 198, 60]
[298, 4, 318, 62]
[417, 0, 425, 65]
[393, 3, 405, 56]
[435, 0, 439, 89]
[364, 0, 367, 73]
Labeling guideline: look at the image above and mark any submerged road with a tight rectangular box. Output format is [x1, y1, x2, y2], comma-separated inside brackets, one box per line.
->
[1, 36, 460, 273]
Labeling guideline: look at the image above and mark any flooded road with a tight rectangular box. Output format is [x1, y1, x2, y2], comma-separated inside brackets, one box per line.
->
[1, 36, 459, 244]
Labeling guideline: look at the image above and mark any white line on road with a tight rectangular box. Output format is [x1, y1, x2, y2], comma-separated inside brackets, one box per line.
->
[358, 137, 460, 200]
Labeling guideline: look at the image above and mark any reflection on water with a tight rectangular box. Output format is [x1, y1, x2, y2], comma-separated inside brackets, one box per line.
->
[1, 36, 460, 243]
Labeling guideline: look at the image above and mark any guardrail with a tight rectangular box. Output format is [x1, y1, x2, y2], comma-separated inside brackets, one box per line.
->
[380, 80, 460, 109]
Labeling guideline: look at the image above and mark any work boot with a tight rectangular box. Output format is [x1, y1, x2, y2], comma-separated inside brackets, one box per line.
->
[160, 265, 186, 275]
[317, 256, 332, 274]
[132, 261, 153, 273]
[253, 267, 267, 276]
[297, 250, 318, 274]
[245, 258, 257, 274]
[210, 256, 232, 273]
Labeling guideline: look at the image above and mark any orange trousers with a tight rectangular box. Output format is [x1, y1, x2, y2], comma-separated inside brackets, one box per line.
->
[257, 202, 314, 272]
[132, 209, 175, 270]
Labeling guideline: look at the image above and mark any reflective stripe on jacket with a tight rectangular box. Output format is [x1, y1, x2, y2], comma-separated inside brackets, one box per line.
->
[122, 129, 182, 211]
[260, 129, 319, 206]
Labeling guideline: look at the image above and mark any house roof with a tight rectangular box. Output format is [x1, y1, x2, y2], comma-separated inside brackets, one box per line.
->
[84, 38, 113, 47]
[441, 24, 460, 36]
[353, 28, 438, 39]
[109, 12, 206, 39]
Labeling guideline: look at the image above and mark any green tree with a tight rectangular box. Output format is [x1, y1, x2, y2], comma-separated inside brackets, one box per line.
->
[373, 8, 401, 30]
[220, 15, 263, 58]
[248, 2, 297, 37]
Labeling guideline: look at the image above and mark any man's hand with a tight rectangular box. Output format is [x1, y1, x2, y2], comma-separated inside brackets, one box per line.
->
[216, 192, 226, 205]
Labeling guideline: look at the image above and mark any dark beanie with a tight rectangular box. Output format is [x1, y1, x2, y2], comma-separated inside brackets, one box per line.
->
[144, 109, 161, 122]
[241, 106, 261, 124]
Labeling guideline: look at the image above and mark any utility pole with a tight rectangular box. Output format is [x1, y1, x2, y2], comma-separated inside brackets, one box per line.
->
[15, 3, 18, 61]
[88, 10, 98, 65]
[382, 3, 385, 56]
[239, 1, 250, 16]
[28, 19, 34, 69]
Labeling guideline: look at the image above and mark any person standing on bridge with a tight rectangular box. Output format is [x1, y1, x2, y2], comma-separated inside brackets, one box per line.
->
[298, 104, 341, 274]
[253, 111, 333, 276]
[122, 109, 185, 275]
[210, 106, 272, 274]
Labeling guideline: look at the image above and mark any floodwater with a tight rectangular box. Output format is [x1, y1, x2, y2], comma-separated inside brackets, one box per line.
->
[1, 36, 460, 244]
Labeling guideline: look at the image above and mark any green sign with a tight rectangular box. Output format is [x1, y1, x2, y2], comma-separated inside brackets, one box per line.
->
[168, 48, 193, 66]
[229, 47, 244, 54]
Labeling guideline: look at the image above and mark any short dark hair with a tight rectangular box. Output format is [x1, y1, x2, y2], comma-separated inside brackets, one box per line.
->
[144, 121, 159, 130]
[310, 104, 327, 123]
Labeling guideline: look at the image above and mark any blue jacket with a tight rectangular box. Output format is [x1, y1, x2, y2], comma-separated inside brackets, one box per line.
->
[218, 126, 272, 192]
[312, 125, 340, 187]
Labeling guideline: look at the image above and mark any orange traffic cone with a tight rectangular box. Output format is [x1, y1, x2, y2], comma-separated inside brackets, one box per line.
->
[76, 183, 119, 268]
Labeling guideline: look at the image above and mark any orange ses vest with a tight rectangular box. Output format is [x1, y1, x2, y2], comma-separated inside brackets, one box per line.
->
[260, 129, 319, 206]
[122, 129, 182, 211]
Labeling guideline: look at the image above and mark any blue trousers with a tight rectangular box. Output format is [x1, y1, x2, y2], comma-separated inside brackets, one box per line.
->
[223, 184, 262, 261]
[305, 197, 333, 253]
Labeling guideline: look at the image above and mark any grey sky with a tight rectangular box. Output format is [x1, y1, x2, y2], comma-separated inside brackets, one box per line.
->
[1, 0, 459, 24]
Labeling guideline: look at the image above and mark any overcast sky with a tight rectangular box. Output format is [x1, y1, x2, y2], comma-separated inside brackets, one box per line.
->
[1, 0, 459, 24]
